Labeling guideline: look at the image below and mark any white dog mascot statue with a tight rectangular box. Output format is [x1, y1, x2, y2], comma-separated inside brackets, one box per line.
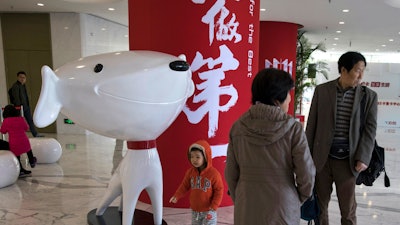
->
[33, 51, 195, 225]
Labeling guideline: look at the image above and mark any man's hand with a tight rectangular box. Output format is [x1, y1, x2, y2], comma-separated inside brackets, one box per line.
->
[355, 161, 368, 172]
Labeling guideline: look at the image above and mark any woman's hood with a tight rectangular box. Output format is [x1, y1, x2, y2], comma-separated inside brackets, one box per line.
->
[237, 104, 296, 145]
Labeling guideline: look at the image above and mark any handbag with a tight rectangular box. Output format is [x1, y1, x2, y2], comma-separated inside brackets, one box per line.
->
[356, 87, 390, 187]
[301, 190, 320, 225]
[356, 141, 390, 187]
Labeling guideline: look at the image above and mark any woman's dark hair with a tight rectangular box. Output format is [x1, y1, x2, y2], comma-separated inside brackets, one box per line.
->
[3, 105, 20, 118]
[251, 68, 294, 105]
[338, 51, 366, 74]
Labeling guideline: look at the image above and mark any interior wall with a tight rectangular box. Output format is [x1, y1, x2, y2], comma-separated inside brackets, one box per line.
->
[50, 12, 86, 135]
[0, 19, 7, 108]
[0, 12, 128, 135]
[51, 13, 129, 134]
[80, 14, 129, 57]
[0, 13, 55, 133]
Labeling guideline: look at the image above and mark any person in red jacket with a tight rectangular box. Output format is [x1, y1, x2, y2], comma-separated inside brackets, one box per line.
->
[1, 105, 37, 177]
[169, 140, 224, 225]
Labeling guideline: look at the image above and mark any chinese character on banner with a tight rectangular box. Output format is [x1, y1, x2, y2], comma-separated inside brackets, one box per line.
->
[185, 0, 244, 140]
[129, 0, 259, 208]
[184, 45, 239, 138]
[194, 0, 242, 45]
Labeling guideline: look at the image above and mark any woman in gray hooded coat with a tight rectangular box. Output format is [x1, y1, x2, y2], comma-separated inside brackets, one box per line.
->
[225, 68, 316, 225]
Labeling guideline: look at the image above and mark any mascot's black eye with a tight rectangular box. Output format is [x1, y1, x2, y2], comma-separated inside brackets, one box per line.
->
[169, 60, 189, 71]
[94, 64, 103, 73]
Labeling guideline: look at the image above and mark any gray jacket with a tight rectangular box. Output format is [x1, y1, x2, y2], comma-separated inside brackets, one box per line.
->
[305, 79, 378, 176]
[225, 103, 315, 225]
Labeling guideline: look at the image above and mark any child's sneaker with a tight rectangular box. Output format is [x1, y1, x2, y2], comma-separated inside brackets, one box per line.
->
[30, 157, 37, 168]
[19, 170, 32, 178]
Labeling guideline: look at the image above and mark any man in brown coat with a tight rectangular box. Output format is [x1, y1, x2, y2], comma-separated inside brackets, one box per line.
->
[306, 51, 378, 225]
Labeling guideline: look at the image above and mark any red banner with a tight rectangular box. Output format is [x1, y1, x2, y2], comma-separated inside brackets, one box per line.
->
[259, 21, 299, 115]
[130, 0, 259, 207]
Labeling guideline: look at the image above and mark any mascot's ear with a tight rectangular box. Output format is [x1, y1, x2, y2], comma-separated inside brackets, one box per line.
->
[178, 54, 187, 61]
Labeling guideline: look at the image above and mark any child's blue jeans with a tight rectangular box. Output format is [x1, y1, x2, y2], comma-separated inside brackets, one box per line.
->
[191, 210, 217, 225]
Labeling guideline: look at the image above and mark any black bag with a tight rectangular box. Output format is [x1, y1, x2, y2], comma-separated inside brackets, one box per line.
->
[301, 190, 320, 225]
[0, 139, 10, 150]
[329, 140, 350, 159]
[356, 141, 390, 187]
[356, 87, 390, 187]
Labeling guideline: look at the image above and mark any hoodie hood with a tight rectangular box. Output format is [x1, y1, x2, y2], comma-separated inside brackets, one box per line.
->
[188, 140, 212, 170]
[235, 103, 296, 146]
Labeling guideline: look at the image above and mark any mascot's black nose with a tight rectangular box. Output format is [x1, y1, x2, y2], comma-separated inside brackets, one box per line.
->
[94, 64, 103, 73]
[169, 60, 190, 71]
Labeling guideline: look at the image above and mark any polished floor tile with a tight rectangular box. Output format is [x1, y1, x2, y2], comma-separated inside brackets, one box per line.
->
[0, 127, 399, 225]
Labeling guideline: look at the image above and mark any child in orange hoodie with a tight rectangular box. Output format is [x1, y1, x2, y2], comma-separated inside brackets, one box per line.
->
[169, 140, 224, 225]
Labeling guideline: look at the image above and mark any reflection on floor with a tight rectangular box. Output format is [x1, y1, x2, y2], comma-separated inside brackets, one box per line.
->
[0, 127, 399, 225]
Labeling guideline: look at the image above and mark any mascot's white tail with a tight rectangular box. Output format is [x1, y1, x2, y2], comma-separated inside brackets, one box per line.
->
[33, 65, 62, 128]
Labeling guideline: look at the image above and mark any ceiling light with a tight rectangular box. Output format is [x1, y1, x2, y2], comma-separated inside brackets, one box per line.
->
[336, 30, 341, 33]
[382, 44, 386, 47]
[108, 8, 115, 11]
[334, 37, 339, 40]
[333, 43, 337, 46]
[389, 39, 394, 41]
[260, 8, 266, 12]
[339, 21, 345, 25]
[37, 3, 44, 6]
[342, 9, 350, 12]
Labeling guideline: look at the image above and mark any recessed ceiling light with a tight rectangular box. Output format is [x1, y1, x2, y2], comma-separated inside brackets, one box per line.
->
[336, 30, 341, 33]
[334, 37, 339, 40]
[37, 3, 44, 7]
[101, 28, 106, 31]
[339, 21, 345, 25]
[342, 9, 350, 12]
[382, 44, 386, 47]
[389, 39, 394, 41]
[333, 43, 337, 46]
[260, 8, 266, 12]
[108, 8, 115, 11]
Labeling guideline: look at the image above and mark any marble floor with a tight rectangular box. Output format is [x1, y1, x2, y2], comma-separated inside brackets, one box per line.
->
[0, 127, 399, 225]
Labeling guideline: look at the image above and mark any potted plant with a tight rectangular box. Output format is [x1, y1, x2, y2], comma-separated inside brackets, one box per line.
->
[295, 30, 329, 115]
